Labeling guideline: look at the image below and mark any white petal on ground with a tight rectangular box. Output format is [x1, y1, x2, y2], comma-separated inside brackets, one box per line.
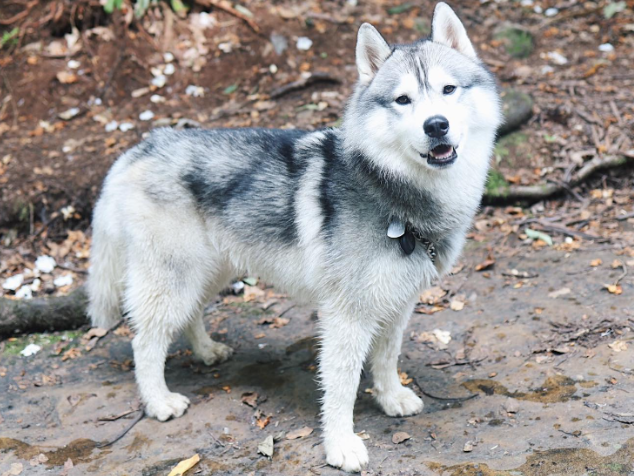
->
[20, 344, 42, 357]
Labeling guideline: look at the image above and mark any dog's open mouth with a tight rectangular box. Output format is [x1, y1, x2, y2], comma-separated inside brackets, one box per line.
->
[423, 144, 457, 167]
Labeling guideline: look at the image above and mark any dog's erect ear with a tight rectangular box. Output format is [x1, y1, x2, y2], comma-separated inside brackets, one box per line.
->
[356, 23, 391, 84]
[431, 2, 477, 60]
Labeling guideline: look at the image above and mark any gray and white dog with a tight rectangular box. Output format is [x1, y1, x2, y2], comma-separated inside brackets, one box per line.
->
[87, 3, 500, 472]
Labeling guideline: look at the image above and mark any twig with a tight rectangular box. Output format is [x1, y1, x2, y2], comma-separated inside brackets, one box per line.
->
[0, 0, 37, 25]
[536, 222, 604, 242]
[270, 72, 340, 99]
[616, 211, 634, 221]
[97, 409, 138, 422]
[413, 378, 478, 402]
[614, 263, 627, 286]
[195, 0, 260, 34]
[96, 409, 144, 448]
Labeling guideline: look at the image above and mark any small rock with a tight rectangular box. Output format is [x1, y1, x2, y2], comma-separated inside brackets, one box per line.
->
[544, 7, 558, 16]
[286, 427, 313, 440]
[139, 110, 154, 121]
[15, 285, 33, 300]
[270, 33, 288, 55]
[35, 255, 57, 273]
[105, 120, 119, 132]
[463, 441, 474, 452]
[67, 60, 81, 69]
[150, 94, 165, 103]
[119, 122, 134, 132]
[185, 85, 204, 97]
[296, 37, 313, 51]
[3, 274, 24, 291]
[598, 43, 614, 52]
[58, 107, 81, 121]
[542, 51, 568, 65]
[151, 75, 167, 88]
[164, 63, 175, 75]
[54, 274, 74, 287]
[503, 397, 520, 414]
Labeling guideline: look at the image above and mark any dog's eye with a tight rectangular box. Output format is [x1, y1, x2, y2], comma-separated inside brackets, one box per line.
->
[443, 85, 457, 95]
[395, 95, 411, 105]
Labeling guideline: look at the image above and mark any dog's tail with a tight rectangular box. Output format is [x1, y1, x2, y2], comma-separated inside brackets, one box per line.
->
[86, 198, 125, 329]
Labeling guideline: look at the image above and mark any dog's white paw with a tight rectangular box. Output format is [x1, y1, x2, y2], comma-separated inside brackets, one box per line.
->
[376, 386, 424, 417]
[196, 342, 233, 366]
[325, 433, 369, 473]
[145, 392, 190, 421]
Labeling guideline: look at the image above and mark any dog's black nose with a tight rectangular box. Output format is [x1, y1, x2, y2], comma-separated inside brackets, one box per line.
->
[423, 116, 449, 138]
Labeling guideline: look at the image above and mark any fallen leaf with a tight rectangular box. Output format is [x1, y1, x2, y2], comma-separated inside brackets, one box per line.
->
[603, 284, 623, 295]
[286, 427, 313, 440]
[399, 371, 412, 385]
[167, 454, 200, 476]
[392, 431, 410, 444]
[257, 435, 274, 457]
[611, 259, 623, 269]
[256, 415, 271, 429]
[419, 286, 446, 304]
[475, 257, 495, 272]
[548, 287, 571, 298]
[463, 441, 474, 452]
[4, 463, 23, 475]
[450, 299, 465, 311]
[608, 340, 628, 352]
[590, 259, 602, 267]
[525, 228, 553, 246]
[241, 392, 258, 408]
[56, 71, 78, 84]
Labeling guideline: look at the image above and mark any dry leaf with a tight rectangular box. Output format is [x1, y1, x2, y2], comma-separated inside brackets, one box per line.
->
[256, 415, 271, 429]
[392, 432, 410, 444]
[286, 427, 313, 440]
[257, 435, 274, 457]
[167, 454, 200, 476]
[548, 287, 571, 298]
[419, 286, 446, 305]
[5, 463, 23, 475]
[608, 340, 628, 352]
[399, 371, 412, 385]
[475, 257, 495, 271]
[241, 392, 258, 408]
[590, 259, 602, 267]
[450, 299, 465, 311]
[56, 71, 78, 84]
[463, 441, 474, 452]
[603, 284, 623, 295]
[611, 259, 623, 269]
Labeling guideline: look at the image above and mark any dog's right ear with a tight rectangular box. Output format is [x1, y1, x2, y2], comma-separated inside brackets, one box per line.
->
[356, 23, 391, 85]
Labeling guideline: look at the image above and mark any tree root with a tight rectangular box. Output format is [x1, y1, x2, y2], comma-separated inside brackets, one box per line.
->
[0, 287, 88, 339]
[484, 152, 633, 204]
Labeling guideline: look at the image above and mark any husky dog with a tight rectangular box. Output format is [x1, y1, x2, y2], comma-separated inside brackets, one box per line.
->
[87, 2, 500, 472]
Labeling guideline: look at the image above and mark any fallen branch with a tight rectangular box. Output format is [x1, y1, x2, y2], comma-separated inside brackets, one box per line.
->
[484, 152, 633, 204]
[0, 287, 89, 338]
[195, 0, 260, 34]
[270, 72, 340, 99]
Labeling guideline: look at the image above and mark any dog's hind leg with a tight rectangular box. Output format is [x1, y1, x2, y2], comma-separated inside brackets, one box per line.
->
[369, 308, 423, 417]
[184, 311, 233, 366]
[124, 208, 213, 421]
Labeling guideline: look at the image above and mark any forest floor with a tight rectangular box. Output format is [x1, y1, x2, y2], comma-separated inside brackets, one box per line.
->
[1, 0, 634, 475]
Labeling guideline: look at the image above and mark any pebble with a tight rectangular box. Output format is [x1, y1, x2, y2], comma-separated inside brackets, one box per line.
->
[139, 110, 154, 121]
[296, 37, 313, 51]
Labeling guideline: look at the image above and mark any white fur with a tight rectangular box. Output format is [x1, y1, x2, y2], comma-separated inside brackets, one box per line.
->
[87, 3, 500, 472]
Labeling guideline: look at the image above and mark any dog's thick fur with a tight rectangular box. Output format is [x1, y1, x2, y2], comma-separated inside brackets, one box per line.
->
[87, 3, 500, 472]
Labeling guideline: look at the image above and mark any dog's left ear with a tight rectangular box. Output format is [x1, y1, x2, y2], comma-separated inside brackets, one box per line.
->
[431, 2, 477, 60]
[356, 23, 391, 85]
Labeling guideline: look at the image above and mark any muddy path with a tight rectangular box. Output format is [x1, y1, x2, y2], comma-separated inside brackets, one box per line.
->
[1, 242, 632, 475]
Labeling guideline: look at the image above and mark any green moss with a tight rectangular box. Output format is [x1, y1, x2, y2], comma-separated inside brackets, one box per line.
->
[486, 169, 509, 196]
[2, 331, 81, 355]
[494, 27, 534, 58]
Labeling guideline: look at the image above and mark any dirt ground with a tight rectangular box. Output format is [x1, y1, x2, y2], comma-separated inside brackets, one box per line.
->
[1, 240, 633, 476]
[1, 0, 634, 475]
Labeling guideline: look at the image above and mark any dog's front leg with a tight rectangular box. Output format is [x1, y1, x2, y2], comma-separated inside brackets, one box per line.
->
[370, 312, 424, 417]
[319, 309, 375, 472]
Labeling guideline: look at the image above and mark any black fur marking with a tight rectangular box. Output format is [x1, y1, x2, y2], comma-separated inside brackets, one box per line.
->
[319, 132, 338, 237]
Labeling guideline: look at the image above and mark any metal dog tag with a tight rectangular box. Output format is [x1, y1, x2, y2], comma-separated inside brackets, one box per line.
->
[387, 218, 406, 238]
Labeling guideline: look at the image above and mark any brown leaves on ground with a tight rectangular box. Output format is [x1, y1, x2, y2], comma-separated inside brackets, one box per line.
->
[286, 427, 313, 440]
[392, 432, 410, 444]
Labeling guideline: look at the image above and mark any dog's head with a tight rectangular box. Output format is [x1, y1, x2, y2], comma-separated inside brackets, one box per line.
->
[344, 2, 501, 174]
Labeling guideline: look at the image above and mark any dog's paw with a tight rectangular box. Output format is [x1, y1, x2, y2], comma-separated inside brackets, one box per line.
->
[375, 386, 424, 417]
[325, 433, 369, 473]
[196, 342, 233, 366]
[145, 392, 190, 421]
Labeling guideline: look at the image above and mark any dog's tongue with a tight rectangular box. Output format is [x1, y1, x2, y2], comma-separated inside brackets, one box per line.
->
[430, 144, 454, 159]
